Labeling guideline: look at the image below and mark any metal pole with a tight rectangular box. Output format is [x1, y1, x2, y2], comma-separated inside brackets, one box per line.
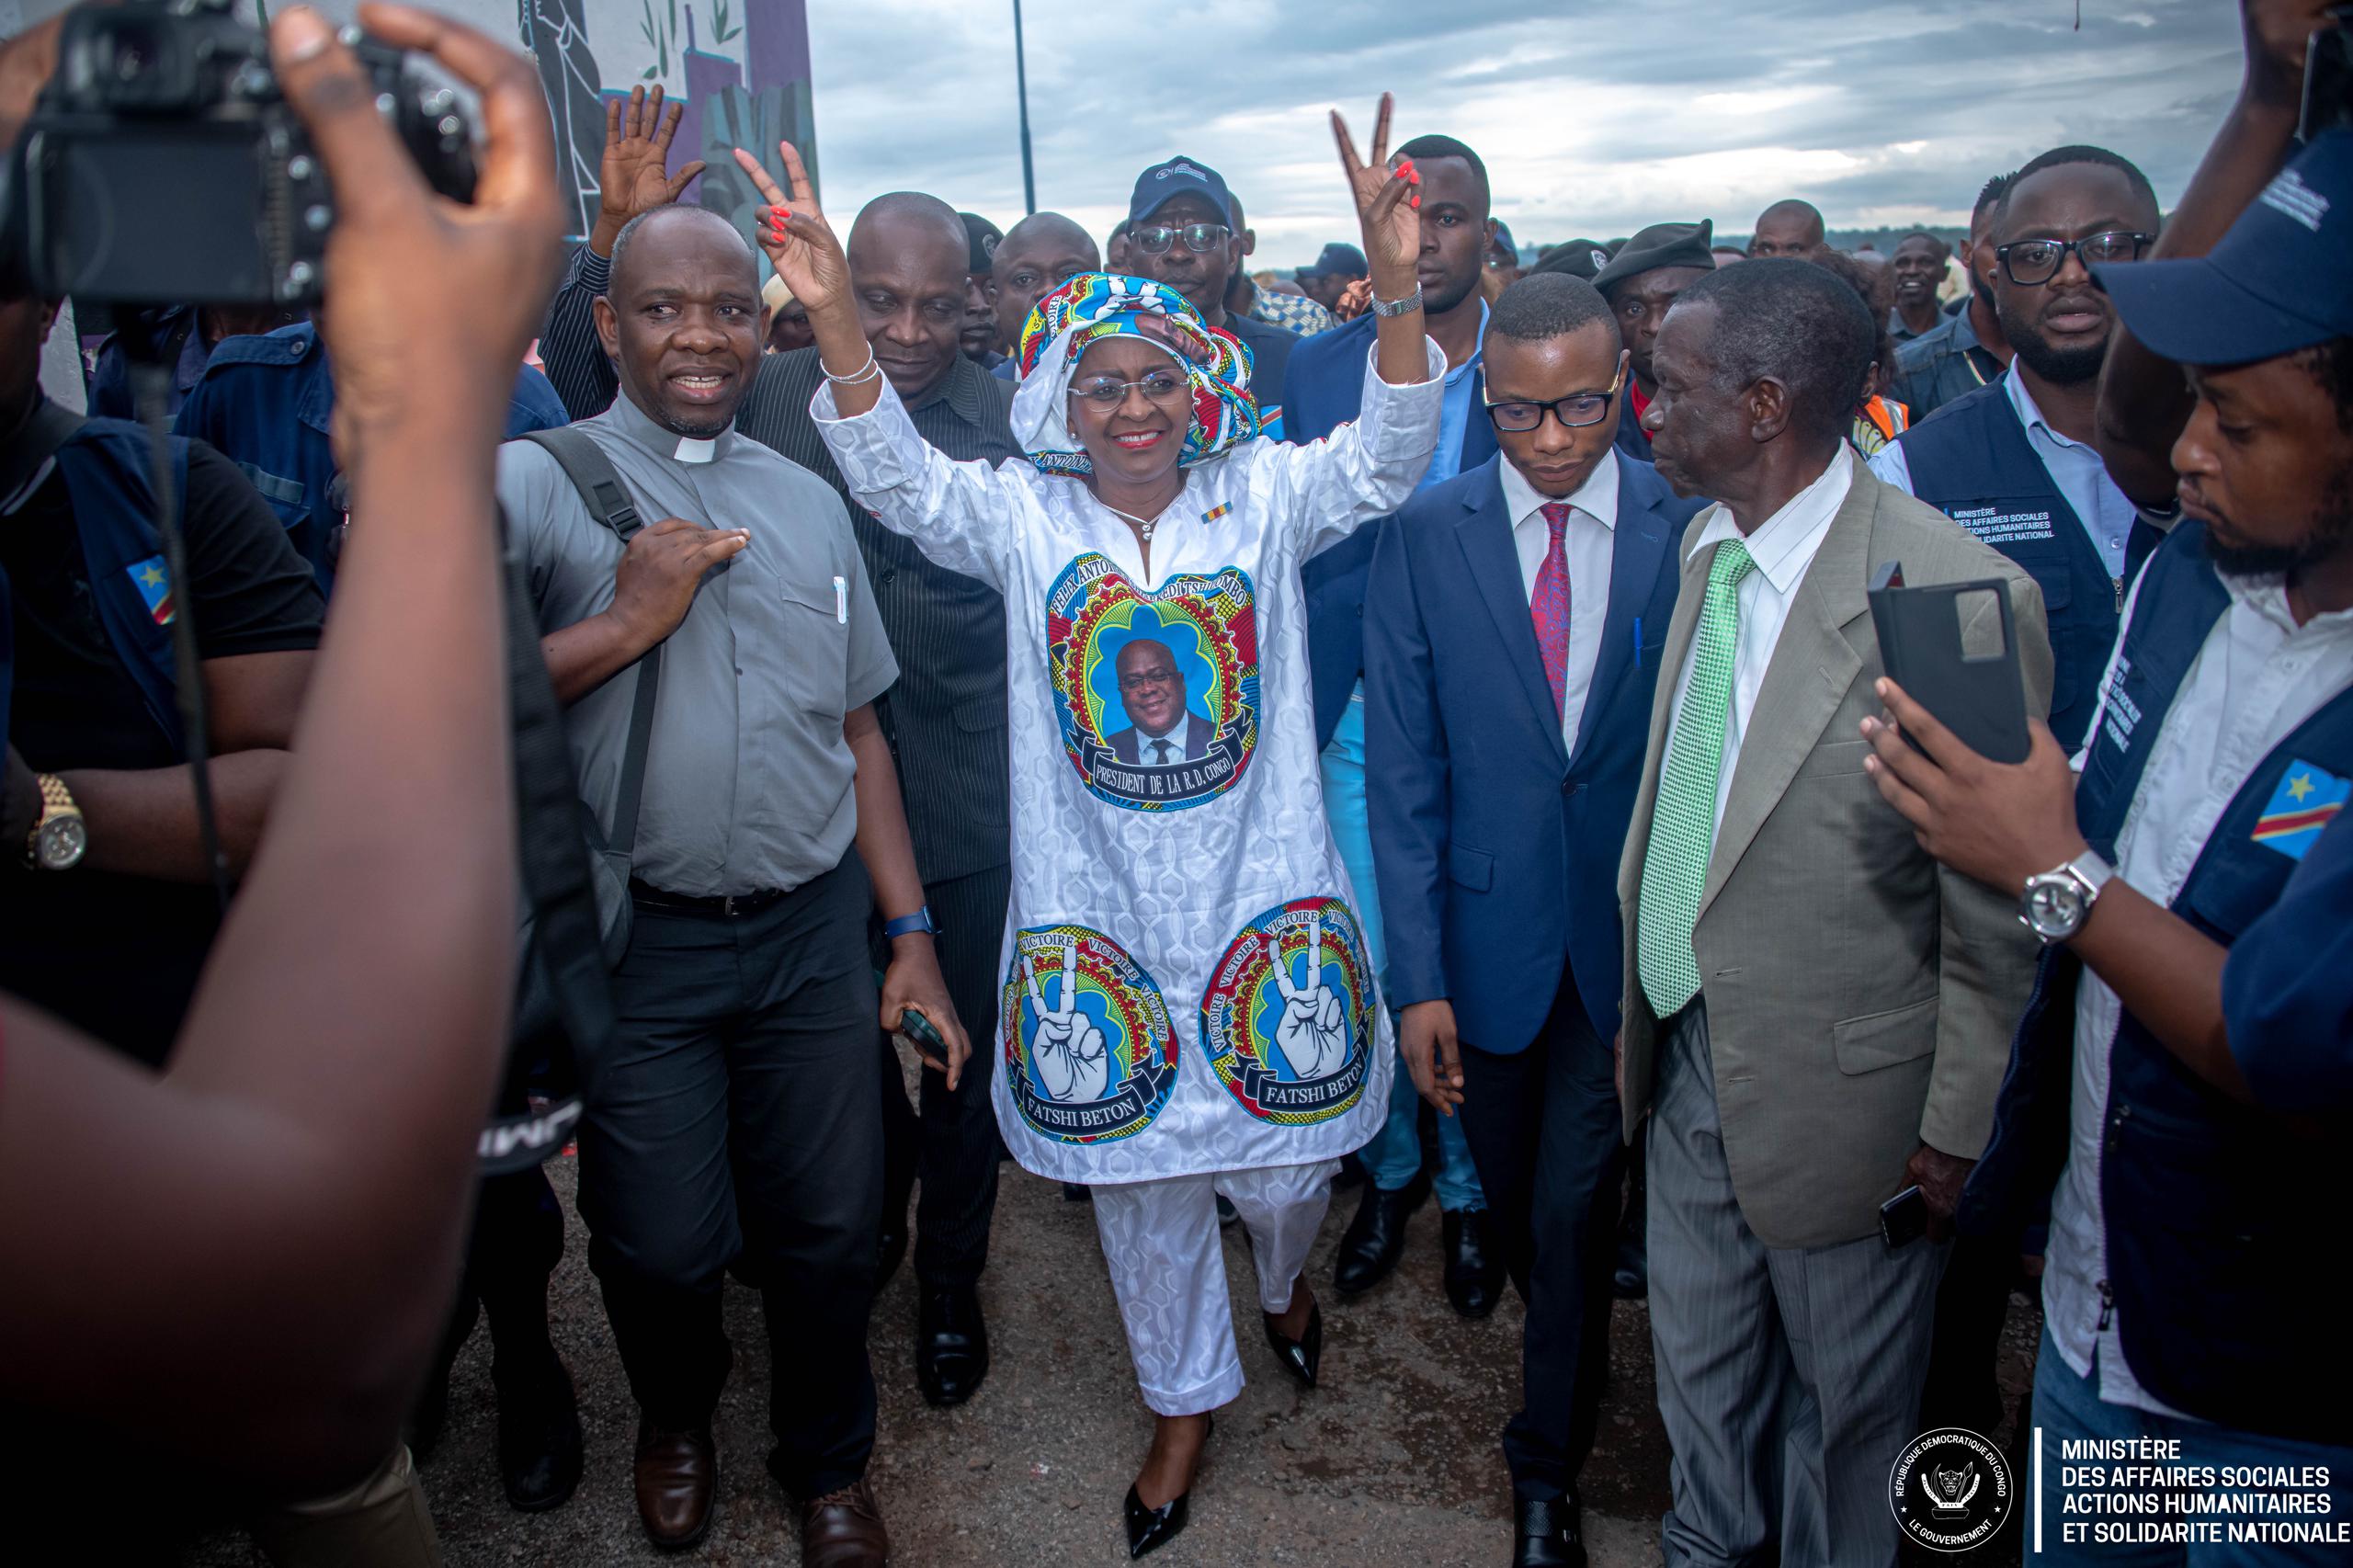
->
[1012, 0, 1038, 214]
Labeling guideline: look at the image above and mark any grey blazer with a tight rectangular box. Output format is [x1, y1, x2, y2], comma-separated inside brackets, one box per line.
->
[1615, 466, 2054, 1249]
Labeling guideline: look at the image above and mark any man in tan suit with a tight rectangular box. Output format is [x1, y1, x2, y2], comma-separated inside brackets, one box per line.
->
[1616, 261, 2050, 1567]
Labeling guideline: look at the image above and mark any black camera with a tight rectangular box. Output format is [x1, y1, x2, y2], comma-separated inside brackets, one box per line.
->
[1, 0, 475, 308]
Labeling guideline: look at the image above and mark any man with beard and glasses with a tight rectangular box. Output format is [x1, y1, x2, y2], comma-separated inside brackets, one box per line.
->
[1856, 104, 2353, 1560]
[1872, 145, 2168, 755]
[1890, 173, 2016, 419]
[501, 203, 964, 1562]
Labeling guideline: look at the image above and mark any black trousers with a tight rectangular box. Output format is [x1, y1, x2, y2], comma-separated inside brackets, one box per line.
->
[1455, 975, 1625, 1502]
[578, 858, 882, 1500]
[877, 862, 1009, 1289]
[431, 1164, 565, 1388]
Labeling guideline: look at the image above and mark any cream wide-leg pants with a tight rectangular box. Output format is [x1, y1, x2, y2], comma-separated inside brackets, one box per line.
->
[1088, 1159, 1337, 1416]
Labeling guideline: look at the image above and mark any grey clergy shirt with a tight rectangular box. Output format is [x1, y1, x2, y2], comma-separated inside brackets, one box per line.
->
[538, 242, 1021, 886]
[497, 390, 897, 898]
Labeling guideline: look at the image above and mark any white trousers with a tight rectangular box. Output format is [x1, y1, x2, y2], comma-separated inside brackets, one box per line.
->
[1090, 1159, 1337, 1415]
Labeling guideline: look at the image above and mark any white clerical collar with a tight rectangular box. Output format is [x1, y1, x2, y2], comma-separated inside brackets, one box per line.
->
[674, 435, 719, 464]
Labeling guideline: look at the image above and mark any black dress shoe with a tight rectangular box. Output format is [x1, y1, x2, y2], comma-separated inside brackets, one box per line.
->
[1332, 1168, 1429, 1295]
[1513, 1492, 1588, 1568]
[495, 1354, 584, 1512]
[1121, 1415, 1211, 1560]
[1215, 1194, 1239, 1227]
[1442, 1209, 1504, 1319]
[915, 1284, 990, 1406]
[1262, 1298, 1323, 1389]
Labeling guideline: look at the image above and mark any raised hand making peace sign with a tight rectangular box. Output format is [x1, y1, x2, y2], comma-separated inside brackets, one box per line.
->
[1025, 944, 1112, 1104]
[1331, 93, 1421, 296]
[732, 141, 851, 319]
[1329, 94, 1434, 389]
[1270, 907, 1350, 1081]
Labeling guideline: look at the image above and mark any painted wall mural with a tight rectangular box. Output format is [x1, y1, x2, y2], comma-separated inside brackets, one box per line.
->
[514, 0, 816, 242]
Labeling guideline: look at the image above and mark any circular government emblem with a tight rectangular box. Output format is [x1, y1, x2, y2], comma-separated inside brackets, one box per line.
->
[1889, 1427, 2015, 1552]
[1199, 896, 1375, 1125]
[1001, 925, 1178, 1144]
[1043, 552, 1259, 812]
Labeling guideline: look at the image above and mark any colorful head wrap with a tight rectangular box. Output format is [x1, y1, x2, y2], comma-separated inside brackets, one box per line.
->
[1008, 272, 1263, 477]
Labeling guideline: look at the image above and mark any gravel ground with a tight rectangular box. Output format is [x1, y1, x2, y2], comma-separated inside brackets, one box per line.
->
[187, 1073, 2044, 1568]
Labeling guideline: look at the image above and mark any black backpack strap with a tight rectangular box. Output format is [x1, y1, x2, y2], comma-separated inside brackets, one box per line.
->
[512, 427, 660, 858]
[482, 513, 606, 1172]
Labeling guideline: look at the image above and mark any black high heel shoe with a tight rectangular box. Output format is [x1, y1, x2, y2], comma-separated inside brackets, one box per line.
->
[1262, 1296, 1324, 1390]
[1122, 1414, 1212, 1560]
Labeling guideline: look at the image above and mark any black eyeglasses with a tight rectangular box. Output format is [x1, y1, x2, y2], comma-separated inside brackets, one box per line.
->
[1484, 361, 1628, 432]
[1130, 222, 1231, 256]
[1995, 231, 2153, 286]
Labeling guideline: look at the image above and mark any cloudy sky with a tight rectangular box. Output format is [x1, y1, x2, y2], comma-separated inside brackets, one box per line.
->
[802, 0, 2249, 267]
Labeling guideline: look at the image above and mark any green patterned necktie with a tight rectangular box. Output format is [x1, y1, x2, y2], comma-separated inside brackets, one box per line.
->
[1637, 539, 1756, 1017]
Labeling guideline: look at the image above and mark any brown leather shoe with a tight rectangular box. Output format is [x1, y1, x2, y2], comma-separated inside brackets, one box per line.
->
[799, 1476, 891, 1566]
[633, 1417, 716, 1551]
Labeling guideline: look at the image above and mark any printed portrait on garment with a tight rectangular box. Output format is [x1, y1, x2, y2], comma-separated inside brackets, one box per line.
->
[1044, 552, 1259, 812]
[1001, 924, 1179, 1144]
[1199, 895, 1376, 1126]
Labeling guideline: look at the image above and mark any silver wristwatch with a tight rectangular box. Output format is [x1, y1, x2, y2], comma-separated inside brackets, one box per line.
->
[2018, 850, 2114, 944]
[1370, 283, 1424, 318]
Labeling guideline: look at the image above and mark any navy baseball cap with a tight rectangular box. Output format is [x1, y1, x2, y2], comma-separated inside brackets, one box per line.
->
[1294, 242, 1369, 282]
[2097, 130, 2353, 366]
[1130, 156, 1234, 226]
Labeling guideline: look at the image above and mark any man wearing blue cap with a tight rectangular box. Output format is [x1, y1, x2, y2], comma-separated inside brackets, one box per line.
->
[1869, 144, 2169, 754]
[1856, 6, 2353, 1539]
[1296, 242, 1370, 314]
[1126, 156, 1299, 410]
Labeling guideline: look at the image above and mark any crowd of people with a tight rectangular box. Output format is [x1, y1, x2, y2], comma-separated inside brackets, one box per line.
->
[1, 2, 2349, 1567]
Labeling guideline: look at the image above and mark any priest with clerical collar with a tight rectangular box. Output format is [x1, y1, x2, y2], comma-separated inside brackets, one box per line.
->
[494, 202, 958, 1566]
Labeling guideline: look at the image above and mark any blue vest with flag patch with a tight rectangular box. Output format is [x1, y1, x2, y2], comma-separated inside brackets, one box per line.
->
[51, 420, 190, 756]
[1893, 380, 2165, 751]
[1961, 520, 2353, 1442]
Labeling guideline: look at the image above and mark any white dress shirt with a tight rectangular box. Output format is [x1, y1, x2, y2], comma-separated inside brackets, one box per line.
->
[1502, 450, 1620, 749]
[1661, 446, 1854, 832]
[2043, 565, 2353, 1417]
[1869, 370, 2142, 583]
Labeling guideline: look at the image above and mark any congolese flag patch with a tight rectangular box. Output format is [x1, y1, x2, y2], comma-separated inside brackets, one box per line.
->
[125, 554, 174, 626]
[2251, 761, 2348, 862]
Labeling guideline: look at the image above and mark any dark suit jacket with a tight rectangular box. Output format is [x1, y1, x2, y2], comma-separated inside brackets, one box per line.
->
[1108, 710, 1215, 766]
[1226, 312, 1298, 414]
[1364, 452, 1700, 1050]
[1289, 313, 1500, 751]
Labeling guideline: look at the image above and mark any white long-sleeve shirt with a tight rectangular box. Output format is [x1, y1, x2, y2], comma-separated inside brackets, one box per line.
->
[813, 341, 1446, 1182]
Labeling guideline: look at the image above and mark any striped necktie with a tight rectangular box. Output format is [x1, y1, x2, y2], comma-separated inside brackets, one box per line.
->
[1635, 540, 1756, 1017]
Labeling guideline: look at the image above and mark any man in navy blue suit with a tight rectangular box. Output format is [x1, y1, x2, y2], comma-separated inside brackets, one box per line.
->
[1365, 271, 1701, 1568]
[1285, 133, 1503, 1313]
